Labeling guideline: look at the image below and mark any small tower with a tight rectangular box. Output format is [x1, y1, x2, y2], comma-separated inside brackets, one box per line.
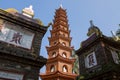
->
[76, 21, 120, 80]
[40, 6, 77, 80]
[0, 6, 48, 80]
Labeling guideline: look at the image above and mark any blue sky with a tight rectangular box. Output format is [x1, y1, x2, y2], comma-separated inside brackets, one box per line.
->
[0, 0, 120, 73]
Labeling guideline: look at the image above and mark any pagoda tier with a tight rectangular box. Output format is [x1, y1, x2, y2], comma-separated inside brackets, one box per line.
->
[48, 35, 72, 42]
[46, 42, 73, 57]
[46, 54, 75, 72]
[40, 71, 77, 80]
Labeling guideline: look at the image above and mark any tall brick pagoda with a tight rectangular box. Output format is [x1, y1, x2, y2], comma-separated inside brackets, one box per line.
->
[40, 6, 77, 80]
[0, 6, 48, 80]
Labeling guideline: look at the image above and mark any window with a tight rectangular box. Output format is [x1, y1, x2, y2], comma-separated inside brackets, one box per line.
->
[62, 52, 67, 58]
[85, 52, 97, 68]
[56, 26, 59, 29]
[111, 50, 120, 64]
[62, 42, 66, 46]
[52, 52, 56, 57]
[62, 65, 68, 72]
[54, 42, 57, 45]
[50, 65, 55, 72]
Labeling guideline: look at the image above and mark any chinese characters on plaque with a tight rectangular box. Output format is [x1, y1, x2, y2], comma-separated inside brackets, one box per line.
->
[10, 32, 22, 44]
[85, 52, 97, 68]
[0, 21, 34, 49]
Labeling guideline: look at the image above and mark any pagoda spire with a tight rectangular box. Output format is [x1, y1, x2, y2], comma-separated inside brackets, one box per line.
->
[60, 4, 63, 8]
[59, 0, 63, 8]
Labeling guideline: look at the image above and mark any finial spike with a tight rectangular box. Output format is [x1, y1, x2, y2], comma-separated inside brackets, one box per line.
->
[111, 31, 119, 41]
[29, 5, 33, 9]
[118, 24, 120, 27]
[90, 20, 94, 27]
[111, 31, 116, 36]
[60, 4, 63, 8]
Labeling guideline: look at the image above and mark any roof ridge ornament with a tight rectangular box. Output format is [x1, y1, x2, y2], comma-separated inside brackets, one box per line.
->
[60, 4, 63, 8]
[87, 20, 102, 36]
[22, 5, 34, 18]
[90, 20, 94, 27]
[113, 24, 120, 41]
[111, 31, 119, 41]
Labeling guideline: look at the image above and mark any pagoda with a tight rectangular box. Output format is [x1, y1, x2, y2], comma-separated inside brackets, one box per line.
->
[40, 6, 77, 80]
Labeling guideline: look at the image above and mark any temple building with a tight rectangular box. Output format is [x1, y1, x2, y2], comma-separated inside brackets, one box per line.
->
[0, 6, 48, 80]
[76, 21, 120, 80]
[40, 6, 78, 80]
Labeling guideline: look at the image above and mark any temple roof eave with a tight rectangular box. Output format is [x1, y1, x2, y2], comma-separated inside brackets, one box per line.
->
[47, 54, 75, 64]
[48, 36, 72, 42]
[76, 33, 120, 55]
[0, 9, 48, 34]
[40, 70, 78, 79]
[51, 28, 70, 34]
[46, 43, 73, 52]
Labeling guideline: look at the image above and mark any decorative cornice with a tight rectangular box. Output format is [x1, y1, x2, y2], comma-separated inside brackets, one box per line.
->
[46, 42, 73, 52]
[40, 70, 77, 79]
[76, 33, 120, 55]
[0, 9, 48, 34]
[48, 36, 72, 42]
[53, 21, 69, 28]
[0, 51, 47, 67]
[50, 28, 70, 34]
[47, 54, 75, 64]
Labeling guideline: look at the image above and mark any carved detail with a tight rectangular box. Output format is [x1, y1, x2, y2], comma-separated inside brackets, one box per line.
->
[47, 22, 52, 28]
[87, 20, 102, 36]
[0, 19, 4, 31]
